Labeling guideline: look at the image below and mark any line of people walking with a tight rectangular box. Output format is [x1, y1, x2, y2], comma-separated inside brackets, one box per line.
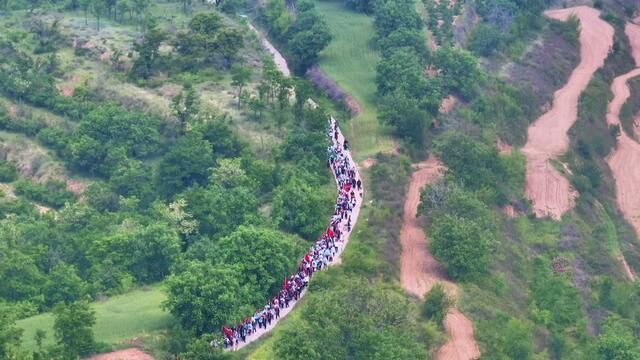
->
[222, 118, 361, 350]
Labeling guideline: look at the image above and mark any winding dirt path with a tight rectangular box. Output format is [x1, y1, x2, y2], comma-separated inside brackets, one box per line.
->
[603, 23, 640, 281]
[523, 7, 614, 219]
[399, 157, 480, 360]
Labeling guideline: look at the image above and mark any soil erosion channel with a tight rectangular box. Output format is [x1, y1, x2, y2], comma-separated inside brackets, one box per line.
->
[523, 6, 614, 219]
[604, 23, 640, 281]
[400, 156, 480, 360]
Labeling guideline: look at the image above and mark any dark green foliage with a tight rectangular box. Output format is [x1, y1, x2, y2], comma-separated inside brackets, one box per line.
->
[0, 304, 23, 359]
[183, 184, 258, 239]
[592, 316, 640, 360]
[271, 176, 333, 240]
[130, 26, 167, 80]
[67, 104, 161, 176]
[0, 160, 18, 182]
[215, 226, 305, 298]
[529, 257, 582, 332]
[89, 222, 181, 284]
[433, 46, 483, 100]
[435, 132, 511, 205]
[43, 264, 86, 308]
[174, 13, 244, 70]
[262, 0, 331, 73]
[52, 301, 96, 358]
[431, 214, 495, 281]
[273, 276, 429, 360]
[13, 179, 75, 208]
[163, 262, 254, 335]
[156, 134, 215, 197]
[422, 283, 454, 325]
[373, 0, 422, 39]
[379, 91, 432, 146]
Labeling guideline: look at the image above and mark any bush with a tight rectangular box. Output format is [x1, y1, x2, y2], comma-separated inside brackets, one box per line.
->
[13, 179, 75, 208]
[422, 283, 454, 325]
[0, 161, 18, 182]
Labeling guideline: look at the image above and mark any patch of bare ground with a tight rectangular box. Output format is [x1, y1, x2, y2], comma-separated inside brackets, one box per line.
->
[87, 348, 154, 360]
[602, 22, 640, 281]
[523, 7, 614, 219]
[399, 156, 480, 360]
[0, 133, 87, 194]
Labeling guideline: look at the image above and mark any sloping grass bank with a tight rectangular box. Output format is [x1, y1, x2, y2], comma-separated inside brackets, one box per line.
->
[16, 286, 173, 352]
[315, 1, 395, 160]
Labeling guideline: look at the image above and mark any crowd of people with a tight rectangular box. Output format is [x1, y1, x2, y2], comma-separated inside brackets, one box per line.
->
[221, 118, 361, 350]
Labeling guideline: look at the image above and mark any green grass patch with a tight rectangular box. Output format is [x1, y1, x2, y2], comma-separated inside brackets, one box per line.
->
[315, 1, 395, 160]
[16, 286, 174, 352]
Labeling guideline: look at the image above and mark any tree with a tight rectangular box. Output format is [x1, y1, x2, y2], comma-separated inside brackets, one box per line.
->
[593, 316, 640, 360]
[271, 177, 333, 239]
[430, 215, 495, 280]
[91, 0, 109, 31]
[433, 46, 483, 99]
[53, 301, 96, 358]
[288, 21, 332, 72]
[156, 134, 215, 197]
[43, 264, 86, 307]
[130, 25, 166, 80]
[91, 222, 181, 283]
[379, 91, 432, 146]
[216, 226, 304, 296]
[435, 132, 509, 204]
[230, 65, 252, 108]
[376, 48, 428, 98]
[273, 277, 428, 359]
[164, 262, 249, 334]
[172, 83, 200, 134]
[0, 251, 45, 302]
[0, 305, 22, 359]
[183, 184, 257, 239]
[422, 283, 454, 325]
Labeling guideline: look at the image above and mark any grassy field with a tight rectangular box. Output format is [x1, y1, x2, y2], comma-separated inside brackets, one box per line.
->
[16, 286, 174, 352]
[315, 1, 395, 161]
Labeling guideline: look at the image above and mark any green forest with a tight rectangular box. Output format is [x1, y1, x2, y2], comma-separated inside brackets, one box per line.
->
[1, 0, 639, 359]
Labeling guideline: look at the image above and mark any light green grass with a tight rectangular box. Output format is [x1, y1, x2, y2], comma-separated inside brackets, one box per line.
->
[16, 286, 174, 352]
[315, 1, 395, 161]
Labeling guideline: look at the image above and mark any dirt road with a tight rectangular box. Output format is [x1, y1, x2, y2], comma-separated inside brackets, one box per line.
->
[399, 156, 480, 360]
[603, 23, 640, 281]
[523, 6, 614, 219]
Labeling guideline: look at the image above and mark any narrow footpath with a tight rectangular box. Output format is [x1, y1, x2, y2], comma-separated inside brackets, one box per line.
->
[234, 117, 363, 349]
[522, 6, 614, 219]
[603, 22, 640, 281]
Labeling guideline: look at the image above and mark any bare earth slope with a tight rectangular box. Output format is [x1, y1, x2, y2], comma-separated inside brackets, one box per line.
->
[603, 23, 640, 281]
[399, 156, 480, 360]
[523, 7, 614, 219]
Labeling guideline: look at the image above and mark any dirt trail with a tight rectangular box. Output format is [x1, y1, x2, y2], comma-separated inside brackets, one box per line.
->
[603, 23, 640, 281]
[399, 156, 480, 360]
[523, 7, 614, 219]
[87, 348, 154, 360]
[247, 23, 291, 77]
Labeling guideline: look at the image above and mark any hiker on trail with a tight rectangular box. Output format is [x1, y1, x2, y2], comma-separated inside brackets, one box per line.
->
[222, 117, 361, 351]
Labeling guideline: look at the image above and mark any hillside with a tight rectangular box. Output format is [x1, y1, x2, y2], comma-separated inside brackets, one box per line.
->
[1, 0, 640, 359]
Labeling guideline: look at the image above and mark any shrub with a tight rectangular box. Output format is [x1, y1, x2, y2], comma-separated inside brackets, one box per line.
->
[0, 161, 18, 182]
[422, 283, 454, 325]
